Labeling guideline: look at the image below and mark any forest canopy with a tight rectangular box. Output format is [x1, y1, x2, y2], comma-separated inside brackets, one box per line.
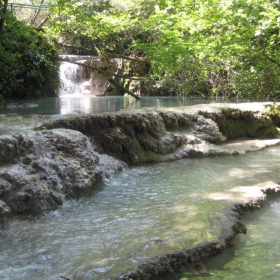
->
[1, 0, 280, 99]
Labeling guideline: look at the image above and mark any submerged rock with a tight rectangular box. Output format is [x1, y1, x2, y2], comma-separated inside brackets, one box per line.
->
[115, 184, 279, 280]
[1, 102, 280, 279]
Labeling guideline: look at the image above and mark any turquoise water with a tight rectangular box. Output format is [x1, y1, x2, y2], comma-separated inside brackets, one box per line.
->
[158, 198, 280, 280]
[0, 96, 243, 115]
[205, 199, 280, 280]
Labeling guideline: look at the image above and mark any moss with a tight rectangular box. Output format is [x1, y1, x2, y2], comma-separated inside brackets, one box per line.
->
[256, 124, 280, 139]
[142, 150, 160, 162]
[129, 136, 146, 163]
[225, 119, 256, 139]
[267, 103, 280, 127]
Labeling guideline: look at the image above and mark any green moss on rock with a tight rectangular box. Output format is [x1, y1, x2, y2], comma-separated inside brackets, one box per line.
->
[226, 119, 255, 139]
[256, 124, 279, 139]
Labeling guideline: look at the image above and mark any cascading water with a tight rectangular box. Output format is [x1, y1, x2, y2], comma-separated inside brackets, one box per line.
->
[58, 55, 122, 97]
[59, 61, 90, 96]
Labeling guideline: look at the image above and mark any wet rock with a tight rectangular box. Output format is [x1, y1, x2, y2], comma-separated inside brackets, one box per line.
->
[1, 102, 280, 220]
[0, 178, 13, 196]
[0, 200, 11, 227]
[193, 115, 226, 143]
[0, 128, 127, 216]
[0, 135, 20, 165]
[0, 200, 10, 215]
[1, 102, 280, 278]
[115, 192, 277, 280]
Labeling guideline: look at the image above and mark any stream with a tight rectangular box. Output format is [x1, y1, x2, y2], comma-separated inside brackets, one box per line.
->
[0, 143, 280, 280]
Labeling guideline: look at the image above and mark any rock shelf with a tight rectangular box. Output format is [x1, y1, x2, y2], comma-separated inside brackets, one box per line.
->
[114, 183, 280, 280]
[1, 102, 280, 220]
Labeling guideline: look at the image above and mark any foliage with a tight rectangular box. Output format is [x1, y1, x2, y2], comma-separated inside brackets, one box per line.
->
[0, 13, 60, 100]
[6, 0, 280, 99]
[42, 0, 280, 98]
[132, 0, 280, 98]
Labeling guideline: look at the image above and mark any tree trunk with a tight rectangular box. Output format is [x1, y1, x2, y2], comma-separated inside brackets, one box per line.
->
[30, 0, 44, 26]
[109, 78, 141, 100]
[0, 0, 8, 34]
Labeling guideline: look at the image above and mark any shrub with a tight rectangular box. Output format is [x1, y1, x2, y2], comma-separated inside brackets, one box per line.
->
[0, 14, 59, 100]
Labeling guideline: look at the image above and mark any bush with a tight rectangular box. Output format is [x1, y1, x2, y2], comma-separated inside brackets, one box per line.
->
[0, 14, 60, 100]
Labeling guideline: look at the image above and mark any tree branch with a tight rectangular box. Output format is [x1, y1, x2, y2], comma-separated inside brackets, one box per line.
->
[57, 43, 150, 63]
[58, 57, 149, 81]
[30, 0, 44, 25]
[262, 49, 280, 67]
[36, 11, 51, 29]
[109, 78, 140, 99]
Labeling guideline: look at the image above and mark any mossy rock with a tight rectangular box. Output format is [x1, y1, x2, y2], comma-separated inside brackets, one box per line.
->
[256, 124, 280, 139]
[267, 103, 280, 126]
[225, 119, 256, 139]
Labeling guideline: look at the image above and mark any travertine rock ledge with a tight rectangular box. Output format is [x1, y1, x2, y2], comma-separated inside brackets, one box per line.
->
[114, 183, 280, 280]
[0, 102, 280, 221]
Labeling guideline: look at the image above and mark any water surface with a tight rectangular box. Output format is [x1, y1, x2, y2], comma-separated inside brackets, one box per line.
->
[0, 145, 280, 280]
[0, 96, 245, 115]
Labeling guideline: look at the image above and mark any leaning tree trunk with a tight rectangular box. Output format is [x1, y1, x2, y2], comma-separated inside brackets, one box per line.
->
[0, 0, 8, 34]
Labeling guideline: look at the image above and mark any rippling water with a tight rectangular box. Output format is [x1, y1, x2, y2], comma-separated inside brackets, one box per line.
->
[1, 145, 280, 280]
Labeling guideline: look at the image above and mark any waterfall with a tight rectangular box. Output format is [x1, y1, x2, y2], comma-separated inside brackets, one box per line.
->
[58, 55, 122, 96]
[59, 61, 90, 96]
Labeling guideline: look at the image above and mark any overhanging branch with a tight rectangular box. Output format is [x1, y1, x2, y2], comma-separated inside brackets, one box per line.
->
[57, 43, 150, 63]
[262, 49, 280, 68]
[58, 57, 150, 81]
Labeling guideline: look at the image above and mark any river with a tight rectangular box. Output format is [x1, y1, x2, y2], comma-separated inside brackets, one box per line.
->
[0, 96, 279, 280]
[0, 143, 279, 280]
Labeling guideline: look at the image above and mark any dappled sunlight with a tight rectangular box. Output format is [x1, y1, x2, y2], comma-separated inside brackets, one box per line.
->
[218, 139, 280, 153]
[173, 224, 193, 232]
[206, 192, 235, 201]
[174, 221, 207, 231]
[256, 181, 279, 189]
[2, 144, 280, 279]
[228, 166, 271, 178]
[205, 181, 280, 202]
[167, 204, 199, 217]
[224, 139, 280, 148]
[170, 204, 195, 213]
[229, 185, 264, 199]
[188, 138, 280, 157]
[229, 181, 280, 199]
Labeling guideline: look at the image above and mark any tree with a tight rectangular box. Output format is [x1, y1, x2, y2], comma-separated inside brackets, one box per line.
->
[0, 14, 60, 100]
[34, 0, 280, 98]
[0, 0, 8, 33]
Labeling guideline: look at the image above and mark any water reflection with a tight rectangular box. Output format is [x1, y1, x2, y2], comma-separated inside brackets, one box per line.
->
[0, 96, 243, 115]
